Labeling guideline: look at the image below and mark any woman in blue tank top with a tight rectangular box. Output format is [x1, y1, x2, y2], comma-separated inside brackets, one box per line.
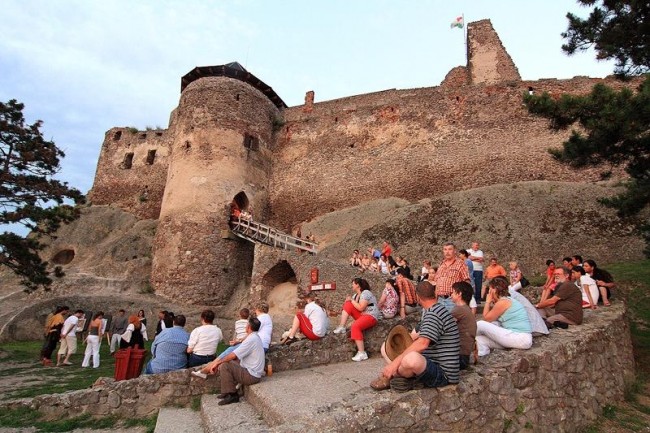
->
[476, 277, 533, 357]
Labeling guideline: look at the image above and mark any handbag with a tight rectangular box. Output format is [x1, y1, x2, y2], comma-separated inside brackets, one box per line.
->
[520, 276, 530, 288]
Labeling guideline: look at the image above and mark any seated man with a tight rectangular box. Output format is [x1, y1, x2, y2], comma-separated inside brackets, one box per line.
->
[535, 267, 583, 329]
[206, 317, 265, 406]
[371, 281, 460, 392]
[145, 315, 190, 374]
[187, 309, 223, 368]
[395, 268, 419, 318]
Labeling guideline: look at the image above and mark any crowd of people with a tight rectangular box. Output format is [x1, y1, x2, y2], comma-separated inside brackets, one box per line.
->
[38, 241, 617, 401]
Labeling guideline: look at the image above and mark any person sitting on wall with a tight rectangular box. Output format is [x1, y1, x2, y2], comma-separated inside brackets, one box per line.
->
[145, 315, 190, 374]
[193, 317, 266, 406]
[369, 257, 379, 272]
[395, 268, 419, 318]
[187, 309, 223, 368]
[571, 266, 599, 310]
[370, 281, 460, 392]
[450, 281, 477, 370]
[211, 308, 250, 362]
[333, 278, 380, 362]
[378, 279, 399, 319]
[255, 302, 273, 352]
[535, 266, 583, 329]
[419, 260, 433, 282]
[508, 261, 523, 291]
[475, 277, 533, 357]
[280, 293, 330, 344]
[540, 259, 557, 303]
[368, 247, 381, 260]
[377, 254, 389, 274]
[583, 259, 615, 306]
[349, 249, 361, 267]
[360, 253, 371, 272]
[381, 241, 393, 260]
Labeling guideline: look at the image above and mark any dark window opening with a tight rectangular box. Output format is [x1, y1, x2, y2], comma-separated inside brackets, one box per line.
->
[243, 134, 260, 151]
[233, 191, 249, 212]
[236, 94, 240, 101]
[123, 152, 134, 169]
[146, 149, 156, 165]
[390, 107, 394, 112]
[113, 131, 122, 141]
[349, 144, 354, 148]
[139, 133, 147, 139]
[184, 141, 191, 152]
[456, 96, 460, 102]
[51, 249, 75, 265]
[334, 117, 338, 123]
[155, 131, 163, 137]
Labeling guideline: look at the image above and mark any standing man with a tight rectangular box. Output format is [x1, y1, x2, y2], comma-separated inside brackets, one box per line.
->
[396, 268, 419, 318]
[146, 315, 190, 374]
[109, 309, 128, 355]
[155, 310, 168, 337]
[187, 310, 223, 368]
[467, 242, 484, 305]
[206, 317, 265, 406]
[370, 281, 460, 391]
[432, 243, 471, 311]
[57, 309, 84, 366]
[535, 267, 583, 329]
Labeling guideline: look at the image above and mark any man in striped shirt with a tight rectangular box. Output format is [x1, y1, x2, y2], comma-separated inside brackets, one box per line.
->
[371, 281, 460, 391]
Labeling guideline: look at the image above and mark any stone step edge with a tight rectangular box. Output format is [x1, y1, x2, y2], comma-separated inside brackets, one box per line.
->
[200, 393, 271, 433]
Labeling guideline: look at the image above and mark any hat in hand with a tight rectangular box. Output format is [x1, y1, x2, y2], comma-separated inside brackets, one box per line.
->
[384, 324, 413, 361]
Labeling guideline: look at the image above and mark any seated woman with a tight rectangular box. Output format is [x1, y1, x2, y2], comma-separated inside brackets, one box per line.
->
[120, 315, 145, 350]
[419, 260, 433, 282]
[333, 278, 380, 362]
[583, 259, 614, 306]
[378, 279, 399, 319]
[369, 258, 379, 272]
[540, 259, 557, 303]
[360, 253, 371, 271]
[377, 255, 389, 274]
[508, 261, 523, 291]
[571, 266, 598, 309]
[476, 277, 533, 357]
[281, 294, 330, 344]
[349, 250, 361, 267]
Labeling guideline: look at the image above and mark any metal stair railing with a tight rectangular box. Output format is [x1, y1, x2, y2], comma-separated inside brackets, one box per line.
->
[229, 216, 318, 254]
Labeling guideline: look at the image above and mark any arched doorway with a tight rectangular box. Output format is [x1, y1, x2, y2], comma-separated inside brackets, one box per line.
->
[261, 260, 298, 319]
[233, 191, 249, 212]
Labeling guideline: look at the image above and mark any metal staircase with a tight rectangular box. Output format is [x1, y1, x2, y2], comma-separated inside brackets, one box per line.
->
[229, 217, 318, 254]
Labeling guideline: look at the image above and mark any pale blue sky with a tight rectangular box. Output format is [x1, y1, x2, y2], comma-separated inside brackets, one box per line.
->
[1, 0, 613, 197]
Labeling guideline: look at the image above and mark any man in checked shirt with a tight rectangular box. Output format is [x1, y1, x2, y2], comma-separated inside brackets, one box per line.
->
[395, 268, 419, 319]
[432, 243, 471, 311]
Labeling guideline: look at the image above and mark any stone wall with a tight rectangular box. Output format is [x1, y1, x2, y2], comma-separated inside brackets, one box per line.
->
[1, 368, 218, 420]
[467, 19, 521, 84]
[88, 128, 171, 220]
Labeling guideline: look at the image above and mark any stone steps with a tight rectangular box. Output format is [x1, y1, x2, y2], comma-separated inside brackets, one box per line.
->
[154, 407, 204, 433]
[201, 394, 270, 433]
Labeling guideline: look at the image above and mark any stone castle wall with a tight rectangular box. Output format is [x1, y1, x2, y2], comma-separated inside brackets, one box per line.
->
[88, 128, 171, 220]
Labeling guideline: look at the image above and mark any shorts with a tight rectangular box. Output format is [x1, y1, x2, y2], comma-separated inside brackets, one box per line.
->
[416, 357, 449, 388]
[58, 335, 78, 355]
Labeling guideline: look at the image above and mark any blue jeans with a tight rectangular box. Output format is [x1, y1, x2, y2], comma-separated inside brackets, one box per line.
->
[417, 357, 449, 388]
[144, 360, 154, 375]
[188, 353, 215, 368]
[473, 271, 483, 302]
[217, 344, 240, 360]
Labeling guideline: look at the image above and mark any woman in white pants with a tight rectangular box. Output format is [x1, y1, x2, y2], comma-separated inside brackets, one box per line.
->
[82, 311, 104, 368]
[476, 278, 533, 357]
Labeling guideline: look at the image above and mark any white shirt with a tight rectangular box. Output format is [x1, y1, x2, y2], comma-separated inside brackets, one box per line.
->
[467, 248, 484, 271]
[62, 315, 79, 337]
[257, 313, 273, 349]
[234, 319, 248, 341]
[233, 332, 265, 378]
[188, 324, 223, 356]
[378, 259, 389, 274]
[305, 302, 329, 337]
[579, 275, 600, 305]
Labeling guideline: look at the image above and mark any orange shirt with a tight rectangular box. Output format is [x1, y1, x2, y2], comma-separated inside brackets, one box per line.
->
[485, 264, 507, 280]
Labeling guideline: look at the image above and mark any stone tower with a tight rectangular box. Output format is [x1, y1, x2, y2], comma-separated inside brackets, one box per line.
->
[467, 19, 521, 84]
[151, 63, 286, 305]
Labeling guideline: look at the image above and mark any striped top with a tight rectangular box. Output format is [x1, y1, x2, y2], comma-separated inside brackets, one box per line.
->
[419, 303, 460, 383]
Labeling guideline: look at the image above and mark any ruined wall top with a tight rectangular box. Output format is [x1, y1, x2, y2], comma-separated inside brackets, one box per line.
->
[467, 19, 521, 84]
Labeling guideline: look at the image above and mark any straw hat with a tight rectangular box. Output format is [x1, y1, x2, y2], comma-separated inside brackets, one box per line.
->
[384, 324, 413, 361]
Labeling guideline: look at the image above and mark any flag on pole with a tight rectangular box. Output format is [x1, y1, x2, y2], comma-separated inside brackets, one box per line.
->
[450, 16, 464, 29]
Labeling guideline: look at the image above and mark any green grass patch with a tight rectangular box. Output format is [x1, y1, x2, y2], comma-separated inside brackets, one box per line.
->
[123, 414, 158, 433]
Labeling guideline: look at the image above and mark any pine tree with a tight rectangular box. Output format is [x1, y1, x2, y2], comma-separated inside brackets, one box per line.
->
[525, 0, 650, 253]
[0, 99, 85, 290]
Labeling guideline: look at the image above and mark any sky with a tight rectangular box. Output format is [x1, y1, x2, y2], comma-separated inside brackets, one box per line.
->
[0, 0, 615, 198]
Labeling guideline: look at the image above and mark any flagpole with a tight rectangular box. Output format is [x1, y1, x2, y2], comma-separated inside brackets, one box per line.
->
[463, 13, 467, 65]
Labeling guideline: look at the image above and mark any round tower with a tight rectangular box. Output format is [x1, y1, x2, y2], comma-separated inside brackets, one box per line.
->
[151, 63, 284, 305]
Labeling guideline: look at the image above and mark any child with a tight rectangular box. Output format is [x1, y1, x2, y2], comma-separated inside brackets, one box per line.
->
[451, 281, 477, 370]
[508, 261, 523, 291]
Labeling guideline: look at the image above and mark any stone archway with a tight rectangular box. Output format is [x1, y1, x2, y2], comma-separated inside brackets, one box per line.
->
[232, 191, 249, 212]
[261, 260, 298, 319]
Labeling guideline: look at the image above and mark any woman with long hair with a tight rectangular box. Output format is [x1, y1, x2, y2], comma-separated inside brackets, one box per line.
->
[82, 311, 104, 368]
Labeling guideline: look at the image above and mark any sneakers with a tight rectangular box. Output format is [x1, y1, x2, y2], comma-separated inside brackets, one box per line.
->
[191, 371, 208, 380]
[333, 326, 346, 334]
[370, 375, 391, 391]
[390, 377, 424, 393]
[351, 351, 368, 362]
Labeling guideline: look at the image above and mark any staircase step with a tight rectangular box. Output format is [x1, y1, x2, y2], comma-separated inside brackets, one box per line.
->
[246, 357, 384, 427]
[154, 407, 204, 433]
[201, 394, 270, 433]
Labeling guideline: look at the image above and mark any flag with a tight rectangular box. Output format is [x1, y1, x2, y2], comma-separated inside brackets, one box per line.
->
[450, 16, 463, 29]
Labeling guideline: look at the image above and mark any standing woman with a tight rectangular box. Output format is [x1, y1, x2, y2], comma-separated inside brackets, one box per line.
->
[333, 278, 380, 362]
[120, 315, 145, 349]
[82, 311, 104, 368]
[41, 306, 68, 366]
[476, 277, 533, 356]
[137, 310, 149, 342]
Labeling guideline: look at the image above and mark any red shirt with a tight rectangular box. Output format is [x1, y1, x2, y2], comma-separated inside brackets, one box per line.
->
[433, 257, 470, 297]
[382, 244, 392, 257]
